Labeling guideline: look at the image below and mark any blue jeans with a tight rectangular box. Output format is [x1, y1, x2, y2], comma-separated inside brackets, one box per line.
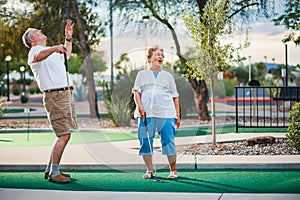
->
[137, 117, 177, 156]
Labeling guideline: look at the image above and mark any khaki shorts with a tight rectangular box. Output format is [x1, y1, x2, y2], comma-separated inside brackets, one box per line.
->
[43, 90, 77, 137]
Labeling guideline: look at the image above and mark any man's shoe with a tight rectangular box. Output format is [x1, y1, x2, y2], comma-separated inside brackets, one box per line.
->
[49, 174, 70, 184]
[44, 172, 70, 179]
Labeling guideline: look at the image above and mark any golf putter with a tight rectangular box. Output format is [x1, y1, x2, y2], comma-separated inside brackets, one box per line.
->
[144, 114, 165, 183]
[64, 53, 78, 131]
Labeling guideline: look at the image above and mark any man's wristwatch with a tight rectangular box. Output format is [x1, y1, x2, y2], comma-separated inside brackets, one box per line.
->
[65, 37, 72, 42]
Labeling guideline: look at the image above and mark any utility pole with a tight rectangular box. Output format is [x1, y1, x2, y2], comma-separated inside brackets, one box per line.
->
[285, 44, 288, 87]
[110, 0, 114, 90]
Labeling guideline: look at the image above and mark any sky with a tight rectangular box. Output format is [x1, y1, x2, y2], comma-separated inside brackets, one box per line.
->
[4, 0, 299, 71]
[236, 20, 299, 66]
[97, 19, 299, 75]
[95, 0, 299, 72]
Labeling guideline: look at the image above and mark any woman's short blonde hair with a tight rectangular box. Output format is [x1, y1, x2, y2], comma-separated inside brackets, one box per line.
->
[147, 45, 164, 60]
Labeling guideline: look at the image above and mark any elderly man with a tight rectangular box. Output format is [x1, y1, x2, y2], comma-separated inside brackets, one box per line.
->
[22, 21, 77, 184]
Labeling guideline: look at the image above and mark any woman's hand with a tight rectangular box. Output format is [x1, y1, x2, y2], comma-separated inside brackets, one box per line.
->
[139, 108, 146, 122]
[175, 118, 180, 129]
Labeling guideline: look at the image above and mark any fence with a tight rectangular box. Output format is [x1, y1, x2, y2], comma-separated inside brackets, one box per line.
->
[235, 86, 300, 133]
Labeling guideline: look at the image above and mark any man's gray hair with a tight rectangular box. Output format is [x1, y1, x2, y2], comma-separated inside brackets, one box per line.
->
[22, 28, 33, 48]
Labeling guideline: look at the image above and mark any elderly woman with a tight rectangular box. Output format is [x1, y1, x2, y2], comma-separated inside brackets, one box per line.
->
[132, 45, 180, 179]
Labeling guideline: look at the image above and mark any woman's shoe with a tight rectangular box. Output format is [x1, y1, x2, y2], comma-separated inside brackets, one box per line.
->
[168, 171, 178, 179]
[142, 171, 153, 179]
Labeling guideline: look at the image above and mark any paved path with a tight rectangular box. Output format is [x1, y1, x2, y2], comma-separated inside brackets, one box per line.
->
[1, 189, 299, 200]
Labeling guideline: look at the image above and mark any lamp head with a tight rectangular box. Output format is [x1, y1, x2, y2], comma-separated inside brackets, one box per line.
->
[20, 66, 25, 72]
[5, 55, 12, 62]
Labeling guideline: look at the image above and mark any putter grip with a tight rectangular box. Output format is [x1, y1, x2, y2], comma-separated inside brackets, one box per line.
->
[64, 53, 68, 72]
[144, 113, 147, 126]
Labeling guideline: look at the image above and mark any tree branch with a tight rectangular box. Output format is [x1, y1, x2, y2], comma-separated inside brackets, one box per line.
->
[140, 0, 186, 63]
[228, 2, 259, 19]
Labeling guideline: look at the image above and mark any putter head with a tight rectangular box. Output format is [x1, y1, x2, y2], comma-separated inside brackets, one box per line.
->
[153, 178, 165, 183]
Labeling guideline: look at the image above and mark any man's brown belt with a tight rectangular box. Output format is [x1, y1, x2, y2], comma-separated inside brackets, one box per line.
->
[44, 86, 74, 93]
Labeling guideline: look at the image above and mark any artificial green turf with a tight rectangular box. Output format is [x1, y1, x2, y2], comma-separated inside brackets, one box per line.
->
[3, 108, 36, 114]
[0, 132, 137, 148]
[0, 169, 299, 193]
[176, 127, 287, 137]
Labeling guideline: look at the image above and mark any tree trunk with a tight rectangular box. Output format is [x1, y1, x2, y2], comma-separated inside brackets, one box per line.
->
[83, 55, 98, 118]
[71, 1, 98, 118]
[188, 77, 211, 121]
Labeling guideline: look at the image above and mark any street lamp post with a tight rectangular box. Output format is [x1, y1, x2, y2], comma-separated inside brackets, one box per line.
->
[143, 15, 150, 63]
[109, 0, 114, 90]
[281, 68, 286, 86]
[248, 55, 251, 83]
[285, 44, 288, 87]
[5, 55, 12, 101]
[20, 66, 26, 96]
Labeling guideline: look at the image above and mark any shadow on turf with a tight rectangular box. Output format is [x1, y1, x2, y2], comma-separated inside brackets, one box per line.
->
[68, 178, 101, 190]
[0, 139, 13, 143]
[171, 176, 261, 193]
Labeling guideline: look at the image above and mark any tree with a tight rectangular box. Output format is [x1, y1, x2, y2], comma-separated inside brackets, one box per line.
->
[1, 0, 105, 118]
[114, 53, 133, 80]
[271, 64, 297, 86]
[273, 0, 300, 45]
[225, 64, 259, 86]
[0, 2, 31, 73]
[255, 62, 267, 81]
[113, 0, 276, 122]
[184, 0, 247, 147]
[68, 51, 107, 75]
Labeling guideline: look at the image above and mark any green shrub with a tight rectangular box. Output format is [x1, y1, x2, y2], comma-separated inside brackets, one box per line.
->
[110, 96, 132, 127]
[102, 81, 132, 127]
[12, 87, 21, 96]
[174, 74, 196, 118]
[21, 95, 29, 103]
[286, 102, 300, 150]
[0, 87, 7, 96]
[29, 87, 35, 95]
[35, 87, 41, 94]
[223, 79, 235, 97]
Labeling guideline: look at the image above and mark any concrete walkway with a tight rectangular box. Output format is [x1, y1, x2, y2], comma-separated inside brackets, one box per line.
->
[1, 189, 300, 200]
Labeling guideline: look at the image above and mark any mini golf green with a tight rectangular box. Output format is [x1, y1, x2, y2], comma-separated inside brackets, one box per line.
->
[0, 169, 299, 193]
[0, 132, 138, 148]
[0, 127, 287, 148]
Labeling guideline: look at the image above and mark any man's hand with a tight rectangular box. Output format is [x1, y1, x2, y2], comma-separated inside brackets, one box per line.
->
[32, 44, 67, 63]
[51, 44, 68, 54]
[65, 20, 74, 39]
